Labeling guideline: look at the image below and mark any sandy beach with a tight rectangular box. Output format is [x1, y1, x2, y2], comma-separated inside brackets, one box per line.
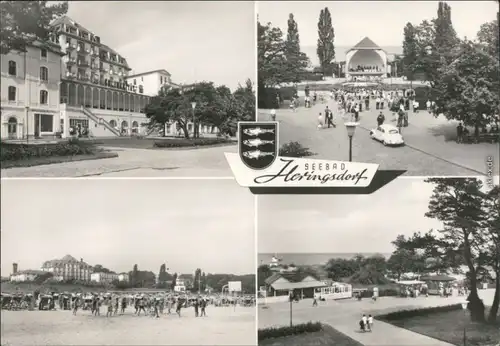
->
[1, 306, 256, 345]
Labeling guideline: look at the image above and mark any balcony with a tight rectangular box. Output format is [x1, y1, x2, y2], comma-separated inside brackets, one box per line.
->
[77, 75, 90, 82]
[77, 61, 90, 67]
[91, 50, 99, 57]
[65, 72, 76, 79]
[66, 42, 76, 50]
[91, 64, 99, 70]
[66, 58, 76, 65]
[99, 67, 108, 73]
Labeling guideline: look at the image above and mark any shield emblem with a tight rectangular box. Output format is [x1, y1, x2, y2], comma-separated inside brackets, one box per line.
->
[238, 121, 278, 170]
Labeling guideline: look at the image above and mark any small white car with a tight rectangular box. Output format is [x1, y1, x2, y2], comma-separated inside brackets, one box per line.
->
[370, 124, 405, 146]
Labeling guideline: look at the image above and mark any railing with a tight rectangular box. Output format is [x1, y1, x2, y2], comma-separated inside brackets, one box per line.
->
[81, 106, 122, 137]
[77, 61, 90, 67]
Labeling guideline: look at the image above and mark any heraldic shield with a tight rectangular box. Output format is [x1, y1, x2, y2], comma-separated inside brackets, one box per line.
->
[238, 121, 278, 170]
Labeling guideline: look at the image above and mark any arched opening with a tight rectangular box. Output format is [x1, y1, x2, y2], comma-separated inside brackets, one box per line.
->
[68, 83, 76, 106]
[84, 86, 92, 108]
[121, 120, 128, 135]
[109, 119, 117, 128]
[7, 117, 17, 139]
[92, 88, 99, 108]
[76, 84, 84, 106]
[132, 120, 139, 134]
[348, 50, 384, 72]
[60, 81, 68, 104]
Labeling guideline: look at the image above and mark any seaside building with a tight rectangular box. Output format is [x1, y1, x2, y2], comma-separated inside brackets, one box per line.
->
[345, 37, 389, 82]
[1, 39, 65, 140]
[10, 269, 48, 282]
[125, 69, 179, 97]
[262, 272, 326, 302]
[91, 272, 129, 284]
[41, 255, 92, 282]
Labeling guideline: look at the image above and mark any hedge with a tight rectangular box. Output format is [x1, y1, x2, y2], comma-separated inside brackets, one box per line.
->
[153, 137, 233, 148]
[376, 304, 462, 321]
[1, 138, 97, 162]
[258, 322, 322, 341]
[279, 141, 315, 158]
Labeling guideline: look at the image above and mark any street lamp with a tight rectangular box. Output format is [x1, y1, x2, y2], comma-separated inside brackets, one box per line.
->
[461, 300, 469, 346]
[191, 102, 197, 138]
[345, 122, 358, 162]
[289, 291, 293, 327]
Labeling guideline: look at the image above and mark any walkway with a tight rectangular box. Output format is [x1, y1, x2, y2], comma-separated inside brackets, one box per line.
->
[259, 289, 494, 346]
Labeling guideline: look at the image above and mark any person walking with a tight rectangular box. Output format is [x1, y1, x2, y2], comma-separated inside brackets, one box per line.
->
[377, 112, 385, 126]
[270, 109, 276, 121]
[368, 315, 374, 332]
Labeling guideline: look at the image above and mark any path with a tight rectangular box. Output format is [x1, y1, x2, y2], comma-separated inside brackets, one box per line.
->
[1, 145, 236, 177]
[258, 99, 499, 176]
[259, 289, 494, 346]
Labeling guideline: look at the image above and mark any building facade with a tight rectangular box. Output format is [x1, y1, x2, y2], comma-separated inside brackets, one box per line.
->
[51, 16, 150, 137]
[41, 255, 92, 282]
[125, 69, 176, 97]
[10, 270, 48, 282]
[91, 272, 129, 284]
[1, 40, 64, 140]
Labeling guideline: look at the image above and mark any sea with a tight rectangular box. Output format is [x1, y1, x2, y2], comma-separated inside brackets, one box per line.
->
[258, 253, 391, 266]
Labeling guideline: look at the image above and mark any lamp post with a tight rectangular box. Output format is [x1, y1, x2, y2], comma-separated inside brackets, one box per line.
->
[461, 300, 469, 346]
[191, 102, 197, 138]
[289, 291, 293, 327]
[345, 122, 358, 162]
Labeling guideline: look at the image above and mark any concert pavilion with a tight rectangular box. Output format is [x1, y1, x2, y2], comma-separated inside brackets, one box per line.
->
[345, 37, 388, 81]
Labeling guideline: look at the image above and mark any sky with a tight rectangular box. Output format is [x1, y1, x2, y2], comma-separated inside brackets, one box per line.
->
[258, 1, 499, 64]
[259, 178, 445, 254]
[66, 1, 256, 90]
[1, 179, 255, 276]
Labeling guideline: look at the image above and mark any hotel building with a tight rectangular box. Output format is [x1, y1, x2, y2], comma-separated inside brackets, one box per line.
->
[91, 272, 129, 284]
[41, 254, 93, 282]
[125, 69, 178, 97]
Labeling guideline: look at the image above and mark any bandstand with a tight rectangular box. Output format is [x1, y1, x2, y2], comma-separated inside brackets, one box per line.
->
[345, 37, 388, 82]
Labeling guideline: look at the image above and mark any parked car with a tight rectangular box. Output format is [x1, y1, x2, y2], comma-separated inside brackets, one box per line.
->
[369, 124, 405, 146]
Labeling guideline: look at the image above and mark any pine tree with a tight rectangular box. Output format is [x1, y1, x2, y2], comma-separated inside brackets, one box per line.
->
[317, 7, 335, 76]
[402, 22, 418, 80]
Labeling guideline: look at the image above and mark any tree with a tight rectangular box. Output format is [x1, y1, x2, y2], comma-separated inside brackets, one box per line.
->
[158, 263, 168, 285]
[93, 264, 113, 274]
[424, 178, 490, 322]
[257, 264, 272, 289]
[434, 2, 459, 63]
[0, 1, 68, 55]
[131, 264, 139, 286]
[476, 14, 499, 59]
[317, 7, 335, 77]
[414, 20, 440, 85]
[193, 268, 202, 293]
[286, 13, 300, 55]
[431, 39, 500, 137]
[201, 272, 207, 292]
[402, 22, 419, 81]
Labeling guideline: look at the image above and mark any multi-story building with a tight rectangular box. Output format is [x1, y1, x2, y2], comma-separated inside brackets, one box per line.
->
[41, 254, 92, 282]
[10, 269, 48, 282]
[125, 69, 177, 97]
[50, 16, 151, 137]
[90, 272, 129, 284]
[1, 39, 64, 139]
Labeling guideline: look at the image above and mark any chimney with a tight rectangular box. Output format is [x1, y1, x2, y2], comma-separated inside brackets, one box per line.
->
[80, 258, 83, 263]
[13, 263, 18, 274]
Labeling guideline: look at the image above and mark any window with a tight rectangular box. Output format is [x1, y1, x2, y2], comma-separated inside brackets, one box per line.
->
[8, 61, 16, 75]
[39, 114, 54, 132]
[8, 86, 16, 101]
[41, 49, 47, 58]
[40, 90, 48, 104]
[160, 76, 163, 84]
[133, 79, 136, 85]
[141, 77, 143, 82]
[40, 66, 48, 81]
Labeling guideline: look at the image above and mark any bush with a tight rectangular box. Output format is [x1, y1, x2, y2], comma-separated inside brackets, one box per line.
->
[258, 322, 322, 341]
[376, 304, 462, 321]
[153, 137, 232, 148]
[0, 138, 97, 162]
[279, 142, 315, 158]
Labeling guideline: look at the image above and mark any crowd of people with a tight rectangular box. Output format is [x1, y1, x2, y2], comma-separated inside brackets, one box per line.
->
[348, 65, 384, 73]
[0, 290, 255, 318]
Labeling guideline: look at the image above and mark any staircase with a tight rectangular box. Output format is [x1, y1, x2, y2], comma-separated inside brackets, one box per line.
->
[81, 106, 122, 137]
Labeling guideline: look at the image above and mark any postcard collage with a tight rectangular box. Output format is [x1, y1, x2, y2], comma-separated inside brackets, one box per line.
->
[0, 1, 499, 346]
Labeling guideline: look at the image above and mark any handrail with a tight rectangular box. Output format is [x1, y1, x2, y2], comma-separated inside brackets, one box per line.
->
[81, 106, 121, 136]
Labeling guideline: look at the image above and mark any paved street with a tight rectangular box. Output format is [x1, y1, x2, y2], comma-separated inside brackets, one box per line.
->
[1, 145, 235, 178]
[259, 100, 499, 176]
[259, 289, 494, 346]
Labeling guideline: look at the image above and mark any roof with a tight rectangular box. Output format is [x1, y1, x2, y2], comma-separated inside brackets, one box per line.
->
[265, 272, 320, 285]
[43, 255, 90, 267]
[350, 37, 383, 51]
[271, 280, 326, 291]
[421, 275, 457, 282]
[51, 16, 93, 36]
[12, 269, 47, 276]
[126, 69, 172, 79]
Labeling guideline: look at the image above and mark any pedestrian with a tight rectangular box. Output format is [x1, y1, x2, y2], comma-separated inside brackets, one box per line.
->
[362, 314, 367, 331]
[270, 109, 276, 122]
[426, 99, 431, 112]
[413, 99, 419, 113]
[456, 122, 464, 143]
[368, 314, 374, 331]
[377, 112, 385, 126]
[317, 113, 323, 129]
[200, 298, 207, 317]
[312, 297, 318, 307]
[106, 298, 113, 317]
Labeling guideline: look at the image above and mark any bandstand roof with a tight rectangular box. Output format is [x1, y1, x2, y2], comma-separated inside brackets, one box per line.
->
[348, 37, 384, 52]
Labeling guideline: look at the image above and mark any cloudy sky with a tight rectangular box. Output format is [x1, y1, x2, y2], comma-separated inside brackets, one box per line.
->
[258, 1, 498, 64]
[258, 178, 487, 254]
[66, 1, 255, 90]
[1, 179, 255, 276]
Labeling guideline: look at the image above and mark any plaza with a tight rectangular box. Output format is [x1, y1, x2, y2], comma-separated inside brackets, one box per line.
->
[259, 98, 499, 176]
[259, 289, 495, 346]
[1, 305, 255, 346]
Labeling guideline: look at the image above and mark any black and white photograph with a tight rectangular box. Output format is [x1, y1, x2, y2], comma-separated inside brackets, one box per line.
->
[1, 1, 256, 177]
[257, 1, 499, 176]
[1, 179, 256, 345]
[257, 177, 499, 346]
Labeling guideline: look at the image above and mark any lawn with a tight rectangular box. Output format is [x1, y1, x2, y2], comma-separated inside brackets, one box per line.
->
[1, 151, 117, 169]
[259, 324, 363, 346]
[386, 308, 500, 346]
[97, 136, 236, 149]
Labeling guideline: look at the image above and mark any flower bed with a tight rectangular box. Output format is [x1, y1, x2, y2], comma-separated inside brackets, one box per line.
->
[258, 322, 322, 341]
[153, 137, 235, 148]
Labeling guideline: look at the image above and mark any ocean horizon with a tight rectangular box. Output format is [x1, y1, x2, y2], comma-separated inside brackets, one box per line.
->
[258, 253, 391, 266]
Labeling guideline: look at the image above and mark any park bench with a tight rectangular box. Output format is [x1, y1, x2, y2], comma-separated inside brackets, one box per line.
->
[463, 133, 499, 144]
